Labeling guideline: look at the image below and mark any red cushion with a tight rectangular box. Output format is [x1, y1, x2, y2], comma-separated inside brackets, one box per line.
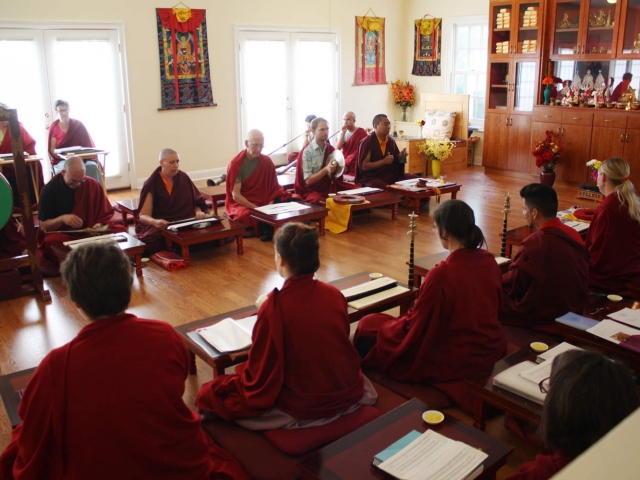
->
[573, 208, 596, 221]
[262, 405, 382, 455]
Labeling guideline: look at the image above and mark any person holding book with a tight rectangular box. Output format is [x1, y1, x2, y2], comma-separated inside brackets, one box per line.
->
[196, 222, 377, 429]
[508, 350, 638, 479]
[353, 200, 507, 413]
[0, 242, 249, 479]
[585, 157, 640, 293]
[501, 184, 589, 329]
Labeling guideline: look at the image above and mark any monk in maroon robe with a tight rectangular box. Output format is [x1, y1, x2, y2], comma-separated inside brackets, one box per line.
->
[0, 220, 26, 259]
[354, 201, 506, 412]
[294, 117, 356, 204]
[37, 157, 124, 275]
[501, 184, 589, 327]
[335, 111, 368, 176]
[585, 157, 640, 293]
[610, 72, 633, 102]
[225, 129, 291, 231]
[355, 114, 417, 188]
[197, 223, 376, 427]
[0, 243, 249, 479]
[137, 148, 208, 254]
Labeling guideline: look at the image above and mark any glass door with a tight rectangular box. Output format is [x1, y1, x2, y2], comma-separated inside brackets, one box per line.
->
[583, 0, 619, 57]
[512, 60, 538, 112]
[618, 0, 640, 57]
[487, 61, 510, 110]
[551, 0, 584, 56]
[490, 2, 514, 55]
[514, 1, 541, 55]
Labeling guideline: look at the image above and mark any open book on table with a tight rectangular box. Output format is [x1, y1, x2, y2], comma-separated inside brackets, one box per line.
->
[196, 315, 258, 353]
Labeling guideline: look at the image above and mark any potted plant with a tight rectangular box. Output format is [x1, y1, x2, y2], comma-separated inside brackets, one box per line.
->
[532, 130, 562, 186]
[417, 138, 456, 177]
[390, 80, 416, 121]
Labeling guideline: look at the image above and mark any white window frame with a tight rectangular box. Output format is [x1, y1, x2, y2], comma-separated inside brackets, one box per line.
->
[444, 15, 489, 128]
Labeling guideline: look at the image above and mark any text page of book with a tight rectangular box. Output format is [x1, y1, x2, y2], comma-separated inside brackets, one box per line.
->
[588, 320, 640, 344]
[254, 203, 310, 214]
[197, 318, 252, 353]
[607, 308, 640, 329]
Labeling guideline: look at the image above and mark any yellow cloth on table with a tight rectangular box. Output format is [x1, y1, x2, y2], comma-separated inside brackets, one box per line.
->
[562, 213, 590, 223]
[325, 197, 369, 234]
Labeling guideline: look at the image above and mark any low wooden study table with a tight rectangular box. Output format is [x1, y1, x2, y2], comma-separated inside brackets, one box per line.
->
[250, 202, 328, 236]
[59, 149, 109, 194]
[411, 251, 512, 288]
[0, 155, 43, 203]
[343, 191, 403, 229]
[0, 367, 36, 427]
[502, 223, 588, 258]
[385, 182, 462, 213]
[299, 398, 513, 480]
[176, 271, 416, 376]
[115, 198, 140, 227]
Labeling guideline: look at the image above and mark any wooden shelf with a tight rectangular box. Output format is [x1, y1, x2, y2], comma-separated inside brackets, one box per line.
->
[491, 84, 509, 88]
[494, 28, 511, 32]
[555, 28, 579, 32]
[519, 26, 539, 31]
[588, 26, 614, 31]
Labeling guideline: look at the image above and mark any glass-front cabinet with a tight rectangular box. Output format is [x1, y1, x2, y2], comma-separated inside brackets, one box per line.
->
[491, 1, 542, 56]
[487, 59, 539, 111]
[618, 0, 640, 57]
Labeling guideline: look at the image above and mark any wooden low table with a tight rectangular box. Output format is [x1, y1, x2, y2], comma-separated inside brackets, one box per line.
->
[250, 202, 328, 236]
[0, 367, 36, 427]
[346, 192, 402, 229]
[0, 155, 44, 203]
[176, 271, 416, 375]
[51, 232, 147, 277]
[198, 185, 225, 215]
[411, 251, 512, 288]
[385, 183, 462, 213]
[299, 398, 513, 480]
[161, 217, 245, 266]
[502, 223, 588, 258]
[116, 198, 140, 228]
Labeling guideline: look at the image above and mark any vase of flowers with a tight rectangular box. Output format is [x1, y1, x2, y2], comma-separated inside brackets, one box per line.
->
[532, 130, 562, 187]
[391, 80, 416, 121]
[414, 119, 426, 138]
[586, 159, 602, 182]
[417, 138, 456, 178]
[542, 76, 555, 105]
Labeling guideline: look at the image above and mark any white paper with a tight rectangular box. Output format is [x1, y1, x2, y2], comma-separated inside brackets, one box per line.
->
[253, 202, 310, 214]
[340, 277, 396, 299]
[337, 187, 382, 195]
[395, 178, 420, 186]
[563, 220, 589, 232]
[587, 319, 640, 345]
[608, 308, 640, 329]
[520, 361, 553, 384]
[54, 145, 83, 153]
[196, 316, 257, 353]
[494, 256, 510, 265]
[348, 286, 409, 310]
[234, 315, 258, 336]
[167, 218, 220, 231]
[63, 233, 123, 247]
[536, 342, 581, 363]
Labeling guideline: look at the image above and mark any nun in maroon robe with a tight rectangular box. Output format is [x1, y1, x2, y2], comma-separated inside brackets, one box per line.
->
[0, 220, 26, 259]
[0, 121, 43, 205]
[136, 167, 208, 254]
[355, 131, 416, 188]
[340, 127, 368, 176]
[225, 150, 290, 230]
[47, 117, 95, 167]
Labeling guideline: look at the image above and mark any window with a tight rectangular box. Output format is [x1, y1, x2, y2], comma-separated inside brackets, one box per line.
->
[448, 17, 488, 126]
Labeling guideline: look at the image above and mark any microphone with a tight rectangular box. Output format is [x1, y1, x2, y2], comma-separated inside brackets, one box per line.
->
[206, 174, 226, 187]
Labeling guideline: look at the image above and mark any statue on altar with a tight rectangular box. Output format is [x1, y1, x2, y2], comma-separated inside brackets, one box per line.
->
[633, 33, 640, 53]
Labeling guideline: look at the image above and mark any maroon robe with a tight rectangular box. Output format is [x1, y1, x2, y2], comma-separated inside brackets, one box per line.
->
[341, 127, 368, 176]
[355, 248, 507, 387]
[501, 218, 590, 326]
[585, 193, 640, 293]
[0, 220, 26, 259]
[294, 143, 356, 204]
[507, 453, 572, 480]
[136, 168, 208, 254]
[47, 118, 96, 166]
[0, 313, 249, 480]
[355, 132, 416, 188]
[0, 122, 43, 205]
[37, 175, 124, 273]
[225, 151, 290, 230]
[196, 274, 366, 422]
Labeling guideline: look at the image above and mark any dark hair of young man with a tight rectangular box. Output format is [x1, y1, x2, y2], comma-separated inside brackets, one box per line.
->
[433, 199, 486, 249]
[541, 349, 639, 458]
[304, 114, 317, 123]
[61, 243, 133, 320]
[274, 222, 320, 276]
[54, 99, 70, 109]
[311, 117, 328, 130]
[520, 183, 559, 219]
[372, 114, 388, 126]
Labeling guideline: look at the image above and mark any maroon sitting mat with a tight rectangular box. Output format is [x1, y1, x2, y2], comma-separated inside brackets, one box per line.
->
[150, 251, 186, 271]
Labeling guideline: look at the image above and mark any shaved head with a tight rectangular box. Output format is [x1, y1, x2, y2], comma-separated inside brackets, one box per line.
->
[343, 111, 356, 121]
[63, 156, 85, 173]
[159, 148, 178, 162]
[246, 129, 264, 143]
[245, 129, 265, 159]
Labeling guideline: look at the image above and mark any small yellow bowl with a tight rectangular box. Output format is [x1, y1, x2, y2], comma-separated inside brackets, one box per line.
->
[141, 257, 150, 263]
[422, 410, 444, 425]
[607, 294, 623, 302]
[369, 272, 383, 280]
[530, 342, 549, 354]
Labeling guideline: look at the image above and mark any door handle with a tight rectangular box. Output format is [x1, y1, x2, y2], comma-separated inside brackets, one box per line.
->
[604, 119, 614, 122]
[510, 118, 513, 126]
[44, 112, 49, 118]
[544, 115, 552, 118]
[621, 134, 625, 142]
[562, 128, 565, 136]
[572, 117, 581, 120]
[506, 117, 509, 126]
[45, 124, 49, 130]
[626, 133, 629, 143]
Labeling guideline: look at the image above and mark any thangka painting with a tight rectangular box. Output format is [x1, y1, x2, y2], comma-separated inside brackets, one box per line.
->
[355, 16, 386, 86]
[412, 18, 442, 77]
[156, 7, 215, 110]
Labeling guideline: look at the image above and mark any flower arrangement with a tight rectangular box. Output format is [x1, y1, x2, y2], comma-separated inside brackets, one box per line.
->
[417, 138, 456, 161]
[542, 76, 555, 85]
[414, 119, 426, 127]
[390, 80, 416, 108]
[532, 130, 562, 171]
[586, 159, 602, 181]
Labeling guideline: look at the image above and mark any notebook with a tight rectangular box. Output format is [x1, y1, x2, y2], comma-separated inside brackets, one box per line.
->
[337, 187, 383, 195]
[196, 315, 258, 353]
[492, 361, 546, 405]
[556, 312, 599, 331]
[373, 430, 421, 466]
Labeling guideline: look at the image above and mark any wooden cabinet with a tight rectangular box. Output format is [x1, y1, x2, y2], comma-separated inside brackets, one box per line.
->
[490, 0, 543, 57]
[590, 112, 640, 186]
[617, 0, 640, 58]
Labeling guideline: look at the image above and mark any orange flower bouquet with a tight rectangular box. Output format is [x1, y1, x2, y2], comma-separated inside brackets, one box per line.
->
[390, 80, 416, 121]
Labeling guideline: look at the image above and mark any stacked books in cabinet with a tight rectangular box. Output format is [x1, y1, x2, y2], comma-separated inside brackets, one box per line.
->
[522, 6, 537, 27]
[495, 8, 510, 29]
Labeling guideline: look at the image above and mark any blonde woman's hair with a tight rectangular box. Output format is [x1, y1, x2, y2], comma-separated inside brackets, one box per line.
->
[600, 157, 640, 224]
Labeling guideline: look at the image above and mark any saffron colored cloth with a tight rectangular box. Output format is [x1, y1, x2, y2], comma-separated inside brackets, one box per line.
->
[136, 167, 208, 254]
[341, 127, 368, 176]
[294, 144, 357, 204]
[507, 453, 573, 480]
[47, 119, 95, 167]
[0, 313, 248, 480]
[501, 220, 590, 326]
[196, 274, 367, 422]
[0, 122, 43, 205]
[355, 132, 416, 188]
[325, 197, 354, 234]
[0, 221, 26, 259]
[37, 175, 125, 272]
[225, 151, 290, 230]
[584, 193, 640, 293]
[355, 248, 507, 383]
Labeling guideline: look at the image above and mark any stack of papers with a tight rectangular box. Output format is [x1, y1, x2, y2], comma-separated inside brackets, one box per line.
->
[340, 276, 398, 301]
[563, 220, 589, 233]
[167, 217, 221, 231]
[348, 286, 410, 310]
[254, 202, 310, 215]
[535, 342, 581, 364]
[587, 319, 640, 345]
[338, 187, 383, 195]
[196, 315, 258, 353]
[493, 361, 546, 405]
[607, 308, 640, 329]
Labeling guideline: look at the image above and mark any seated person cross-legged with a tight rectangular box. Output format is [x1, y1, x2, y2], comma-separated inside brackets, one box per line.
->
[354, 200, 507, 413]
[585, 157, 640, 294]
[37, 156, 125, 276]
[196, 223, 378, 433]
[354, 113, 417, 189]
[294, 117, 357, 204]
[334, 111, 368, 177]
[136, 148, 208, 254]
[507, 350, 638, 480]
[0, 243, 249, 480]
[501, 184, 589, 330]
[225, 129, 291, 241]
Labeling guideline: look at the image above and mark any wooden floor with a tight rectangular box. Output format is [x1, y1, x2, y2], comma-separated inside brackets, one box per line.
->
[0, 166, 599, 477]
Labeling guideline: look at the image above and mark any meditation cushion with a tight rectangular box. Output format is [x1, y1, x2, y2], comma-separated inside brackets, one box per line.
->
[573, 208, 597, 221]
[150, 250, 186, 271]
[262, 405, 382, 455]
[422, 110, 457, 140]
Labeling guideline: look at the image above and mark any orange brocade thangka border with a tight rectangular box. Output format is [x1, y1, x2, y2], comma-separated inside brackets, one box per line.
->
[354, 16, 386, 86]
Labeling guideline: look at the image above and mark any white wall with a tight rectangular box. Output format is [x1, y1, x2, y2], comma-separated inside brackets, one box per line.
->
[1, 0, 407, 187]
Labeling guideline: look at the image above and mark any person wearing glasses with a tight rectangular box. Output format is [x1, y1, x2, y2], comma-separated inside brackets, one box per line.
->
[225, 129, 291, 241]
[353, 200, 507, 413]
[37, 156, 124, 275]
[509, 350, 638, 479]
